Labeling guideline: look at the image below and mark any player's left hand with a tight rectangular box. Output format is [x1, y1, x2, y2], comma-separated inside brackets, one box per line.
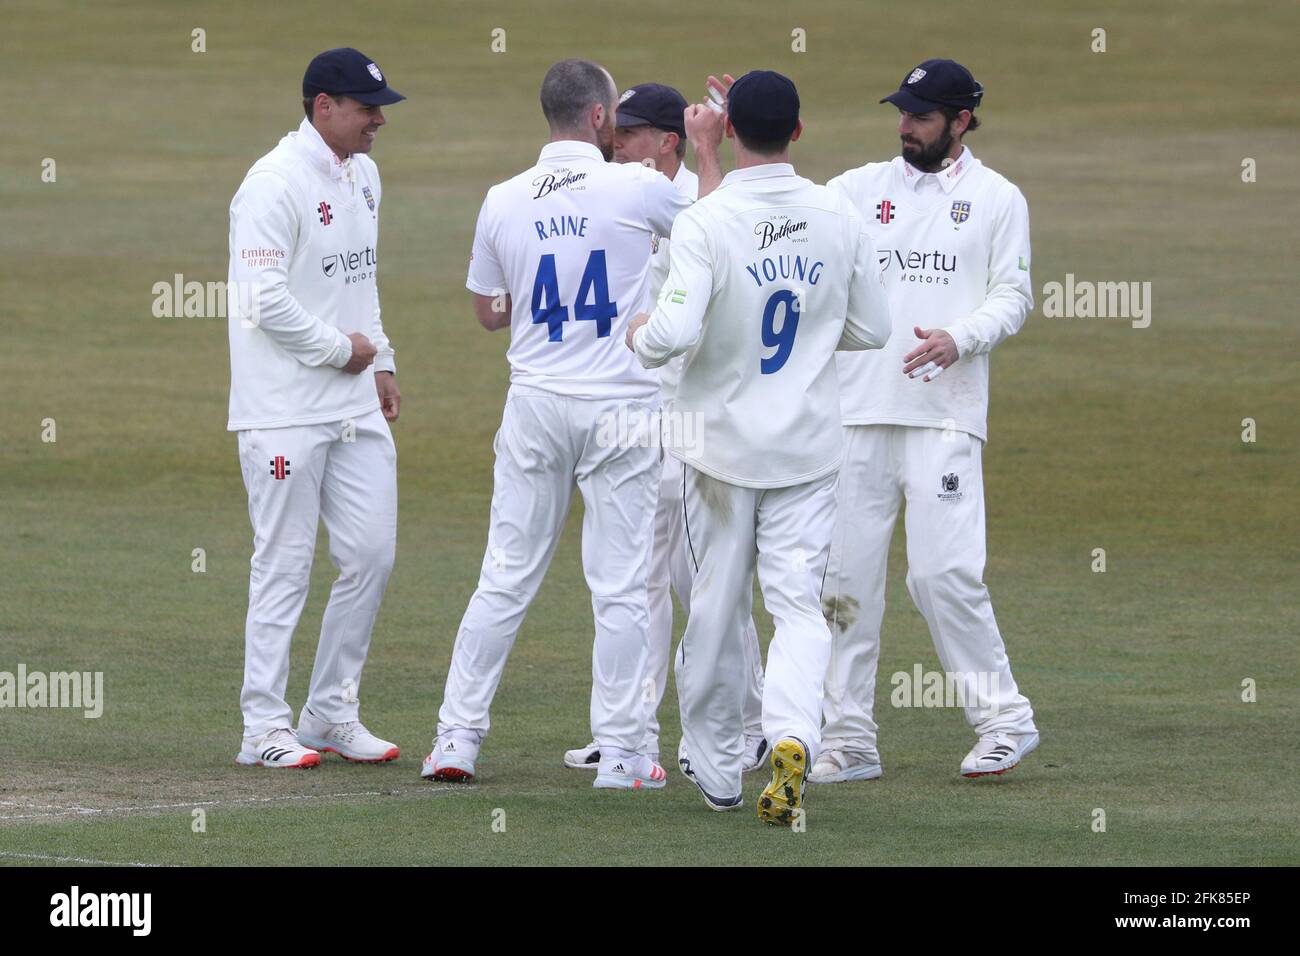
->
[626, 312, 650, 352]
[376, 370, 400, 421]
[704, 73, 734, 112]
[902, 326, 959, 382]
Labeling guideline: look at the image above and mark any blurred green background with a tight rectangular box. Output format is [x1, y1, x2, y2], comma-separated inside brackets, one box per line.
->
[1, 0, 1296, 865]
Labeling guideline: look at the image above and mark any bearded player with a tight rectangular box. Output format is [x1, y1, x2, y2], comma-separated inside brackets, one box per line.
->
[813, 59, 1040, 784]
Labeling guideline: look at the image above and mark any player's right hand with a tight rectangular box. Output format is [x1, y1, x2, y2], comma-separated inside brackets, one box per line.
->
[685, 102, 726, 153]
[343, 332, 378, 374]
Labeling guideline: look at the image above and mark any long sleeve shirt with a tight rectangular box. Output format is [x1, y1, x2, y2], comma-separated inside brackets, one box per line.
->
[226, 118, 394, 430]
[827, 147, 1032, 441]
[634, 163, 892, 488]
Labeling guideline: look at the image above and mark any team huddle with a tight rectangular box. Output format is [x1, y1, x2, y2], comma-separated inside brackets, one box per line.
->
[225, 48, 1040, 827]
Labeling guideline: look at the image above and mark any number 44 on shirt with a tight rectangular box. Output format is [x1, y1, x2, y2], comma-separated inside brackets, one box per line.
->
[530, 250, 618, 342]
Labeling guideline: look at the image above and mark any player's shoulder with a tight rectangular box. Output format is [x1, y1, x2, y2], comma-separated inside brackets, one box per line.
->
[353, 152, 380, 182]
[968, 158, 1027, 209]
[826, 157, 896, 195]
[476, 167, 533, 218]
[787, 177, 865, 228]
[670, 193, 713, 231]
[606, 158, 679, 201]
[684, 180, 736, 226]
[234, 148, 299, 211]
[610, 158, 661, 182]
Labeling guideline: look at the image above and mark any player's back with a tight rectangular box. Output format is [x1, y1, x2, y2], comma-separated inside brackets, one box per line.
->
[669, 165, 891, 488]
[466, 141, 689, 401]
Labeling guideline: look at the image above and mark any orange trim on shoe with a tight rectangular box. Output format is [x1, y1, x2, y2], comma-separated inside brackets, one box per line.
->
[962, 762, 1019, 778]
[432, 767, 473, 782]
[233, 752, 321, 769]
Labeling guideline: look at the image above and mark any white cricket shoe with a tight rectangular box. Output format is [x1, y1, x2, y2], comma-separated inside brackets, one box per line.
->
[742, 734, 769, 773]
[960, 730, 1040, 778]
[677, 738, 742, 811]
[563, 740, 601, 769]
[297, 707, 400, 763]
[593, 751, 667, 791]
[421, 733, 478, 783]
[235, 727, 321, 769]
[808, 748, 883, 784]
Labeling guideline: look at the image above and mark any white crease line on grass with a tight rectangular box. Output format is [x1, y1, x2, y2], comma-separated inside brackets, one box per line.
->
[0, 850, 164, 867]
[0, 784, 515, 822]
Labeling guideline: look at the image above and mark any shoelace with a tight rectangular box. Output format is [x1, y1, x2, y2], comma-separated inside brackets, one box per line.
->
[333, 720, 370, 743]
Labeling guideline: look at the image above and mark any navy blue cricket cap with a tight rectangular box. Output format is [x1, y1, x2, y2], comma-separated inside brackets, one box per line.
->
[882, 59, 983, 113]
[727, 70, 800, 141]
[616, 83, 688, 137]
[303, 48, 405, 106]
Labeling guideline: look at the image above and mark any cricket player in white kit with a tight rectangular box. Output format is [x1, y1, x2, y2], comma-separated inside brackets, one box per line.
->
[562, 82, 767, 773]
[813, 59, 1040, 783]
[629, 71, 892, 823]
[423, 60, 722, 791]
[227, 49, 404, 768]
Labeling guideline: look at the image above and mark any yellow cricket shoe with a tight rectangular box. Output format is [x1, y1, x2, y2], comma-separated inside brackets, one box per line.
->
[757, 737, 809, 827]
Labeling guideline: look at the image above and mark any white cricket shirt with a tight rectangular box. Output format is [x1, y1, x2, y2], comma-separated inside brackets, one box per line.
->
[645, 163, 700, 405]
[226, 119, 395, 431]
[633, 164, 893, 488]
[827, 147, 1032, 441]
[466, 140, 693, 401]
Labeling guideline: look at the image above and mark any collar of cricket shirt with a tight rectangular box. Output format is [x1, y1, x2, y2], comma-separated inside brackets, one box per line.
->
[902, 145, 974, 194]
[720, 162, 796, 187]
[539, 140, 605, 164]
[296, 118, 356, 185]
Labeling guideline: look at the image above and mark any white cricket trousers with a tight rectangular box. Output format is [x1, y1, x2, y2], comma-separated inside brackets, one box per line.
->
[644, 451, 764, 756]
[438, 384, 660, 754]
[821, 425, 1036, 753]
[676, 465, 838, 801]
[237, 408, 397, 739]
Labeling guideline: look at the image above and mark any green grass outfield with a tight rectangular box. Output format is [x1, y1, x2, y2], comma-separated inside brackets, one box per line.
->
[1, 0, 1297, 866]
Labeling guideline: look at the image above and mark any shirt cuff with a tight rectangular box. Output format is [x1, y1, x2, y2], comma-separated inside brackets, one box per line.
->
[941, 322, 976, 360]
[632, 324, 662, 369]
[328, 329, 354, 368]
[374, 352, 396, 375]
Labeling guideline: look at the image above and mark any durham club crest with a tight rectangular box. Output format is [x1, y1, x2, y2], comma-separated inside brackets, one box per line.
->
[950, 200, 972, 224]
